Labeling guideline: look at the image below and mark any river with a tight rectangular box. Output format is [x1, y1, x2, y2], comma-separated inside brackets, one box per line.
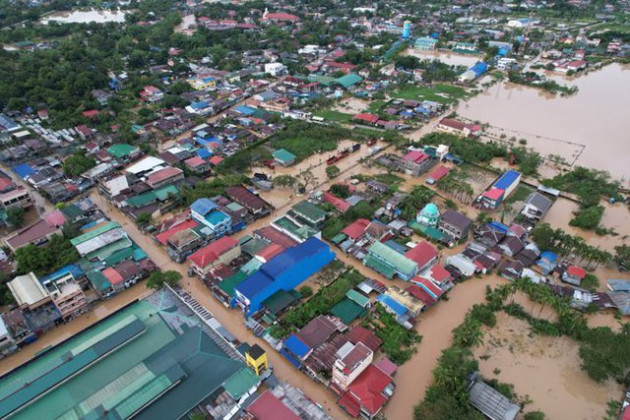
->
[458, 63, 630, 186]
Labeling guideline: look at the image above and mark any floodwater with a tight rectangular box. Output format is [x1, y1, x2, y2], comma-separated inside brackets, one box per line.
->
[458, 64, 630, 185]
[41, 9, 128, 25]
[383, 275, 504, 420]
[474, 312, 624, 420]
[402, 47, 481, 68]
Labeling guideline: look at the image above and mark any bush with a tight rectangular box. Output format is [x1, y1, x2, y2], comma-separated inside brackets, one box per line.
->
[299, 286, 313, 298]
[524, 411, 545, 420]
[581, 274, 600, 293]
[569, 205, 604, 230]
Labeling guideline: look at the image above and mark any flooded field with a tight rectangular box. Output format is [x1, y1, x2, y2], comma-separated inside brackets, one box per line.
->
[41, 9, 128, 24]
[402, 47, 481, 68]
[474, 312, 623, 420]
[458, 64, 630, 185]
[334, 97, 371, 114]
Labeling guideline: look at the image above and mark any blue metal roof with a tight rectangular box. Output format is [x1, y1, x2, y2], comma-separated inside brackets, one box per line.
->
[39, 264, 84, 286]
[493, 170, 521, 190]
[191, 101, 209, 110]
[196, 148, 212, 159]
[377, 294, 408, 316]
[283, 333, 310, 358]
[235, 105, 256, 116]
[470, 62, 488, 76]
[190, 198, 218, 216]
[539, 251, 558, 262]
[236, 271, 273, 301]
[488, 221, 509, 233]
[0, 114, 19, 131]
[262, 238, 329, 279]
[13, 164, 36, 179]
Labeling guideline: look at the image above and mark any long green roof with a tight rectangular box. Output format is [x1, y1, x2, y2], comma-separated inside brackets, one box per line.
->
[330, 298, 366, 324]
[107, 143, 138, 159]
[368, 241, 417, 275]
[70, 222, 120, 246]
[335, 73, 363, 89]
[223, 368, 259, 400]
[292, 200, 326, 223]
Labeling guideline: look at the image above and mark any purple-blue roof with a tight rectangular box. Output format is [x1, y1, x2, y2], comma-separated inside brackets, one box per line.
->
[539, 251, 558, 262]
[40, 264, 83, 286]
[284, 333, 310, 358]
[488, 221, 509, 233]
[236, 271, 274, 300]
[13, 164, 36, 179]
[494, 170, 521, 190]
[196, 148, 212, 159]
[262, 238, 329, 279]
[235, 105, 256, 116]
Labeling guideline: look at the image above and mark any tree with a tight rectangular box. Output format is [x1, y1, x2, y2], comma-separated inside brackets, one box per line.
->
[146, 270, 182, 289]
[273, 175, 297, 188]
[326, 165, 340, 179]
[581, 274, 600, 293]
[62, 153, 96, 176]
[614, 244, 630, 271]
[15, 234, 78, 275]
[299, 285, 313, 298]
[297, 169, 317, 192]
[524, 411, 545, 420]
[7, 207, 24, 228]
[136, 212, 153, 227]
[163, 270, 182, 286]
[330, 184, 350, 199]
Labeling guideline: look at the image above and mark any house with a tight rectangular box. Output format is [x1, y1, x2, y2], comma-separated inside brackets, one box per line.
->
[469, 377, 520, 420]
[139, 85, 164, 102]
[70, 222, 128, 258]
[0, 186, 32, 211]
[145, 167, 184, 189]
[537, 251, 558, 275]
[7, 272, 51, 310]
[190, 198, 232, 236]
[438, 210, 471, 242]
[272, 149, 297, 167]
[479, 170, 521, 209]
[289, 200, 327, 230]
[497, 236, 524, 257]
[364, 241, 417, 281]
[342, 218, 370, 242]
[261, 8, 300, 23]
[337, 364, 395, 419]
[401, 151, 434, 176]
[404, 241, 438, 273]
[264, 62, 287, 76]
[188, 236, 241, 277]
[226, 186, 272, 218]
[425, 264, 454, 290]
[498, 260, 524, 280]
[436, 118, 481, 137]
[38, 265, 88, 320]
[353, 113, 379, 125]
[184, 156, 211, 175]
[247, 391, 300, 420]
[426, 166, 450, 185]
[332, 342, 374, 392]
[234, 238, 336, 316]
[521, 192, 553, 222]
[5, 218, 63, 252]
[562, 265, 586, 286]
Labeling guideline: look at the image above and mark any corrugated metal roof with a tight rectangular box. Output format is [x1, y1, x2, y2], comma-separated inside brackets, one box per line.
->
[368, 241, 417, 275]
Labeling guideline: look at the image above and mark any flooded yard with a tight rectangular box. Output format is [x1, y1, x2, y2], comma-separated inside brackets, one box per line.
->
[458, 64, 630, 186]
[474, 312, 623, 420]
[401, 48, 481, 68]
[333, 97, 371, 114]
[41, 9, 128, 24]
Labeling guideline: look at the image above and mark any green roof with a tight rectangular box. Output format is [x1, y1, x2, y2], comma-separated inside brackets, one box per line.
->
[86, 237, 133, 262]
[126, 185, 178, 209]
[240, 258, 263, 275]
[60, 204, 84, 221]
[335, 73, 363, 89]
[86, 269, 111, 292]
[364, 254, 396, 279]
[273, 216, 317, 241]
[272, 148, 296, 164]
[331, 233, 348, 245]
[223, 368, 260, 400]
[70, 222, 120, 246]
[368, 241, 417, 275]
[0, 290, 248, 420]
[408, 221, 445, 241]
[154, 185, 179, 201]
[291, 200, 326, 223]
[241, 237, 270, 257]
[330, 298, 366, 324]
[262, 289, 301, 315]
[219, 271, 248, 298]
[103, 246, 136, 267]
[346, 289, 370, 308]
[107, 143, 138, 159]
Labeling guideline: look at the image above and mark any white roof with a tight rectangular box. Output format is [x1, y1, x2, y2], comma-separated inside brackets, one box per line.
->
[0, 317, 7, 338]
[104, 175, 129, 197]
[125, 156, 165, 175]
[75, 227, 127, 256]
[7, 273, 48, 306]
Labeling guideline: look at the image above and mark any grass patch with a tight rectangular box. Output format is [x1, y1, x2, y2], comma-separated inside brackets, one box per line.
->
[368, 100, 386, 113]
[313, 109, 354, 123]
[392, 83, 468, 104]
[270, 121, 352, 162]
[365, 306, 422, 365]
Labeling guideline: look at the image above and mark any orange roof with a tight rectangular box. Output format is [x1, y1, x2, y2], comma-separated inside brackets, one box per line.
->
[147, 167, 183, 185]
[188, 236, 238, 268]
[155, 219, 198, 245]
[102, 267, 124, 285]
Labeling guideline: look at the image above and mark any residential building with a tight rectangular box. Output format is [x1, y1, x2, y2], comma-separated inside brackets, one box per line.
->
[70, 222, 129, 258]
[405, 240, 438, 273]
[332, 342, 374, 392]
[438, 210, 471, 242]
[226, 186, 273, 218]
[401, 151, 435, 176]
[234, 238, 336, 316]
[521, 192, 553, 222]
[337, 364, 395, 419]
[188, 236, 241, 277]
[289, 200, 327, 230]
[436, 118, 481, 137]
[0, 186, 32, 211]
[479, 170, 521, 209]
[4, 218, 64, 252]
[39, 265, 88, 320]
[190, 198, 232, 237]
[145, 167, 184, 189]
[469, 377, 520, 420]
[562, 265, 586, 286]
[245, 344, 268, 376]
[7, 272, 51, 310]
[272, 148, 297, 166]
[364, 241, 418, 281]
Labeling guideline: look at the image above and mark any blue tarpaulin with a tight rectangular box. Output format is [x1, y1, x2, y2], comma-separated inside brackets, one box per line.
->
[13, 164, 36, 179]
[196, 148, 212, 159]
[283, 333, 310, 358]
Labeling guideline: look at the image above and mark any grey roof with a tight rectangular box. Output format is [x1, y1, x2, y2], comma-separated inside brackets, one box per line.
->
[441, 210, 472, 230]
[524, 192, 553, 212]
[469, 381, 521, 420]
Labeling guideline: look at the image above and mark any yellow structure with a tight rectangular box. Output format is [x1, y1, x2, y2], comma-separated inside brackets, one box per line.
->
[188, 74, 216, 90]
[246, 344, 268, 376]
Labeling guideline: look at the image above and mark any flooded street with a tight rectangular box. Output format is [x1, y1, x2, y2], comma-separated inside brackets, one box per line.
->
[458, 64, 630, 185]
[474, 312, 623, 420]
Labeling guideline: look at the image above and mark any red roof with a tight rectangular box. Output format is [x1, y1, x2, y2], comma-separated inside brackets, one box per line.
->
[353, 113, 379, 124]
[428, 165, 450, 181]
[374, 357, 398, 377]
[427, 264, 452, 284]
[406, 284, 438, 306]
[567, 266, 586, 279]
[346, 326, 382, 352]
[262, 12, 300, 22]
[482, 188, 505, 201]
[248, 391, 300, 420]
[147, 167, 183, 185]
[402, 151, 429, 164]
[325, 61, 357, 70]
[154, 220, 198, 246]
[322, 192, 350, 213]
[82, 109, 100, 118]
[0, 177, 14, 191]
[255, 226, 298, 249]
[411, 276, 444, 298]
[341, 364, 393, 416]
[439, 118, 467, 131]
[44, 210, 67, 227]
[188, 236, 239, 268]
[102, 267, 124, 285]
[185, 156, 206, 168]
[404, 241, 437, 269]
[209, 156, 224, 166]
[257, 243, 285, 262]
[342, 218, 370, 240]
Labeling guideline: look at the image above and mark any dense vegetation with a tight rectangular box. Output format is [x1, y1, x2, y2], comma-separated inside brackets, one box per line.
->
[508, 71, 579, 96]
[322, 200, 379, 240]
[364, 306, 422, 365]
[270, 122, 352, 162]
[146, 270, 182, 289]
[62, 154, 96, 176]
[15, 234, 80, 276]
[530, 223, 611, 268]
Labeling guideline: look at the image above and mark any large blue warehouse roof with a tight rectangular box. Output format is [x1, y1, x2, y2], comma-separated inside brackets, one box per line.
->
[236, 237, 331, 300]
[493, 170, 521, 190]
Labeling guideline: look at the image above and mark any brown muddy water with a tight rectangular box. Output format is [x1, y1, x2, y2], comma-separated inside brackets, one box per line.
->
[474, 312, 624, 420]
[402, 48, 482, 68]
[458, 64, 630, 186]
